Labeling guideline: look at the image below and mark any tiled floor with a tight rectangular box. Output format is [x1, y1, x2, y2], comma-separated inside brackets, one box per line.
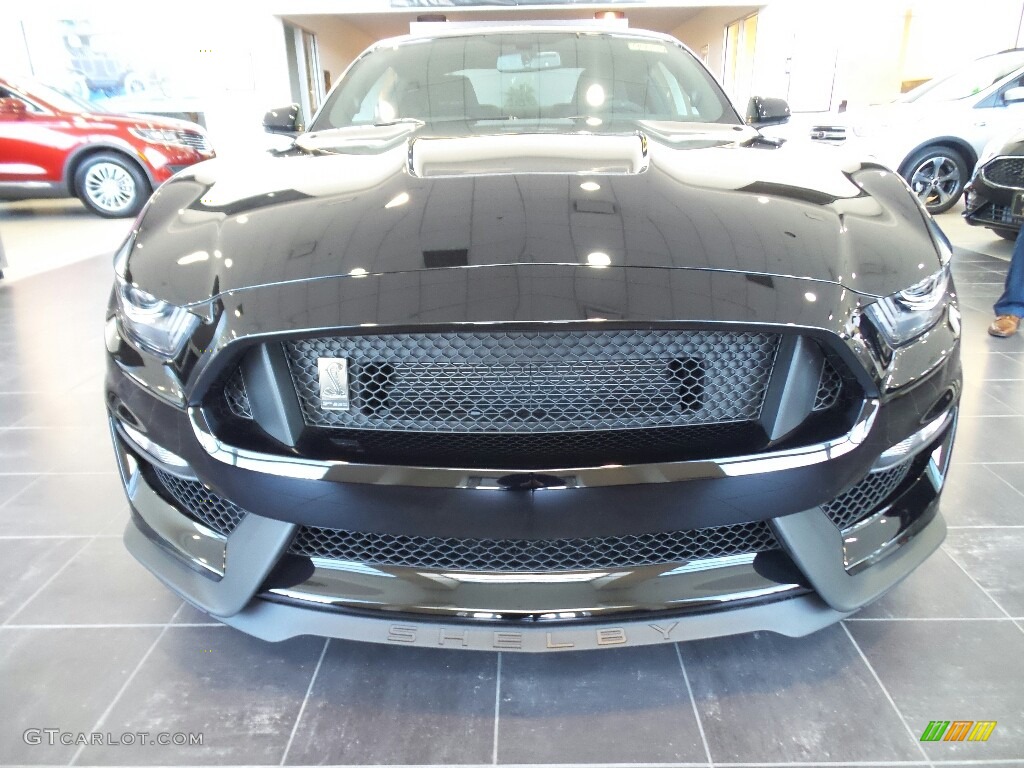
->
[0, 207, 1022, 768]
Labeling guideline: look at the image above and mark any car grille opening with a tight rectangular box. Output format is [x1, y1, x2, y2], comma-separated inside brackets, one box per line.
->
[820, 459, 914, 531]
[810, 125, 847, 142]
[176, 130, 211, 152]
[224, 368, 252, 419]
[216, 330, 857, 469]
[970, 201, 1021, 228]
[283, 330, 781, 433]
[288, 520, 780, 572]
[152, 468, 246, 536]
[982, 157, 1024, 187]
[813, 358, 844, 411]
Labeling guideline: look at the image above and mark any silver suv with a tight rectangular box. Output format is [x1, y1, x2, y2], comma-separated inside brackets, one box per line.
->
[775, 49, 1024, 214]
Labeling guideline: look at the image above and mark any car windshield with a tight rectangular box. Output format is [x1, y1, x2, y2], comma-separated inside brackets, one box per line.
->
[9, 80, 101, 114]
[311, 31, 738, 132]
[896, 50, 1024, 103]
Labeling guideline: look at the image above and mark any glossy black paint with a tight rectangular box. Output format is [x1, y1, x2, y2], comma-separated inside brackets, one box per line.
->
[124, 122, 943, 308]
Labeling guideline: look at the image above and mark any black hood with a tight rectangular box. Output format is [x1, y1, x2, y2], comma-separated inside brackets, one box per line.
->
[126, 122, 942, 307]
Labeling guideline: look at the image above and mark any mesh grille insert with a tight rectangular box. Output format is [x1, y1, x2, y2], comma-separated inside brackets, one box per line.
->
[289, 520, 779, 572]
[153, 468, 246, 536]
[283, 330, 780, 433]
[224, 369, 252, 419]
[984, 157, 1024, 187]
[821, 460, 913, 531]
[813, 358, 844, 412]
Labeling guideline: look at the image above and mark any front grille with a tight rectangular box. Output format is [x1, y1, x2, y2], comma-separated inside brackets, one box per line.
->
[176, 130, 211, 151]
[152, 468, 246, 536]
[813, 358, 843, 411]
[820, 460, 913, 531]
[810, 125, 847, 142]
[224, 368, 252, 419]
[983, 157, 1024, 188]
[283, 330, 780, 433]
[289, 520, 779, 572]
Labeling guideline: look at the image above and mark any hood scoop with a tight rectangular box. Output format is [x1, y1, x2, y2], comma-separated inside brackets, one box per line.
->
[409, 133, 648, 178]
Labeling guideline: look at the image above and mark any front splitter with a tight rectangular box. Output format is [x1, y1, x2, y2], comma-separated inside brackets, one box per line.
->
[218, 592, 850, 652]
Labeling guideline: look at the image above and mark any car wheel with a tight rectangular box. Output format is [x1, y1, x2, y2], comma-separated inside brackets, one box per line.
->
[993, 227, 1019, 242]
[123, 72, 147, 94]
[74, 153, 150, 218]
[902, 146, 969, 215]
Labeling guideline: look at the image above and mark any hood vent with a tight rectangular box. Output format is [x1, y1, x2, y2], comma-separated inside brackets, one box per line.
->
[409, 133, 648, 178]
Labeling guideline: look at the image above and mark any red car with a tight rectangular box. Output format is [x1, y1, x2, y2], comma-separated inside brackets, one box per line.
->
[0, 77, 214, 217]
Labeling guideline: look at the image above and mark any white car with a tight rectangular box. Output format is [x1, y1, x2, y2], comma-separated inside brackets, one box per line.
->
[768, 49, 1024, 214]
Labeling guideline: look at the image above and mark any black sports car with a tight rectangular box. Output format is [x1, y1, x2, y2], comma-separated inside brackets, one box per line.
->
[964, 128, 1024, 240]
[106, 27, 961, 651]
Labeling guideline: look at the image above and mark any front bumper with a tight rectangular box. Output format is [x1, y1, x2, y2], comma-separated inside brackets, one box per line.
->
[106, 269, 961, 650]
[963, 169, 1023, 234]
[109, 364, 958, 651]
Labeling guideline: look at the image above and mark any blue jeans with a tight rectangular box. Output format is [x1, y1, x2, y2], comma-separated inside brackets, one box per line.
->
[995, 227, 1024, 317]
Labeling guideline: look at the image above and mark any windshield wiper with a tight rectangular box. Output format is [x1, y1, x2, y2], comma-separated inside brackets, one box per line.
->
[372, 118, 425, 128]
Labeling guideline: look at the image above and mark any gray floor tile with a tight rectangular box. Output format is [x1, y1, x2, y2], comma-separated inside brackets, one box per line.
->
[943, 528, 1024, 617]
[852, 548, 1003, 619]
[14, 388, 109, 428]
[0, 537, 89, 623]
[0, 473, 38, 507]
[284, 641, 497, 765]
[951, 416, 1024, 463]
[0, 393, 34, 426]
[957, 392, 1019, 417]
[0, 473, 127, 536]
[10, 536, 183, 626]
[0, 626, 162, 765]
[497, 645, 706, 764]
[937, 462, 1024, 526]
[679, 625, 923, 763]
[986, 463, 1024, 507]
[958, 350, 1024, 380]
[847, 620, 1024, 760]
[0, 428, 61, 473]
[77, 626, 323, 766]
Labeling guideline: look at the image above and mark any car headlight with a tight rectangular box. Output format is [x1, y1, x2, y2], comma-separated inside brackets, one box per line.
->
[864, 266, 950, 346]
[115, 275, 199, 358]
[128, 127, 187, 146]
[851, 123, 887, 138]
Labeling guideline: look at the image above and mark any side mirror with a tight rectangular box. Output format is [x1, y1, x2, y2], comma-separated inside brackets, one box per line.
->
[0, 98, 28, 117]
[1004, 86, 1024, 103]
[263, 104, 303, 136]
[746, 96, 791, 128]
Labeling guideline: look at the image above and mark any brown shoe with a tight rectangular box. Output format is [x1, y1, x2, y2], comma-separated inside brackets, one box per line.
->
[989, 315, 1022, 337]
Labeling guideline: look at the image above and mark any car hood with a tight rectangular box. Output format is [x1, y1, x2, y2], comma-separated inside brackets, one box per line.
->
[79, 110, 206, 133]
[125, 122, 942, 307]
[825, 101, 959, 130]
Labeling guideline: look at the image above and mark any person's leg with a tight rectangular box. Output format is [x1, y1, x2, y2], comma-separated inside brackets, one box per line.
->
[990, 227, 1024, 336]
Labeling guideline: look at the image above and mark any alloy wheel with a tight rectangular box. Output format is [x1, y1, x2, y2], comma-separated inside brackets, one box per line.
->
[83, 162, 137, 214]
[909, 155, 961, 212]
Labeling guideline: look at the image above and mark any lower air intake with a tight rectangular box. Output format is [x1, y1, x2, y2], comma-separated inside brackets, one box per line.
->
[288, 520, 780, 572]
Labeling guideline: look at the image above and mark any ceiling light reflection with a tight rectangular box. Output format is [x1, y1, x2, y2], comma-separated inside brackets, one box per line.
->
[385, 192, 410, 209]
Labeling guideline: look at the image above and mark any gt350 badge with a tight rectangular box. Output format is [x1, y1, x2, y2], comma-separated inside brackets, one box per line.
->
[317, 357, 350, 410]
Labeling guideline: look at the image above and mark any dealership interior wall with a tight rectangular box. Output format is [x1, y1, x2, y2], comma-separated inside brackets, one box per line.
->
[5, 0, 1024, 155]
[2, 2, 1024, 767]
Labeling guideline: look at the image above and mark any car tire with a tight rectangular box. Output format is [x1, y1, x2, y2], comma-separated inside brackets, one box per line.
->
[993, 227, 1019, 242]
[74, 152, 150, 218]
[901, 146, 969, 215]
[123, 72, 147, 94]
